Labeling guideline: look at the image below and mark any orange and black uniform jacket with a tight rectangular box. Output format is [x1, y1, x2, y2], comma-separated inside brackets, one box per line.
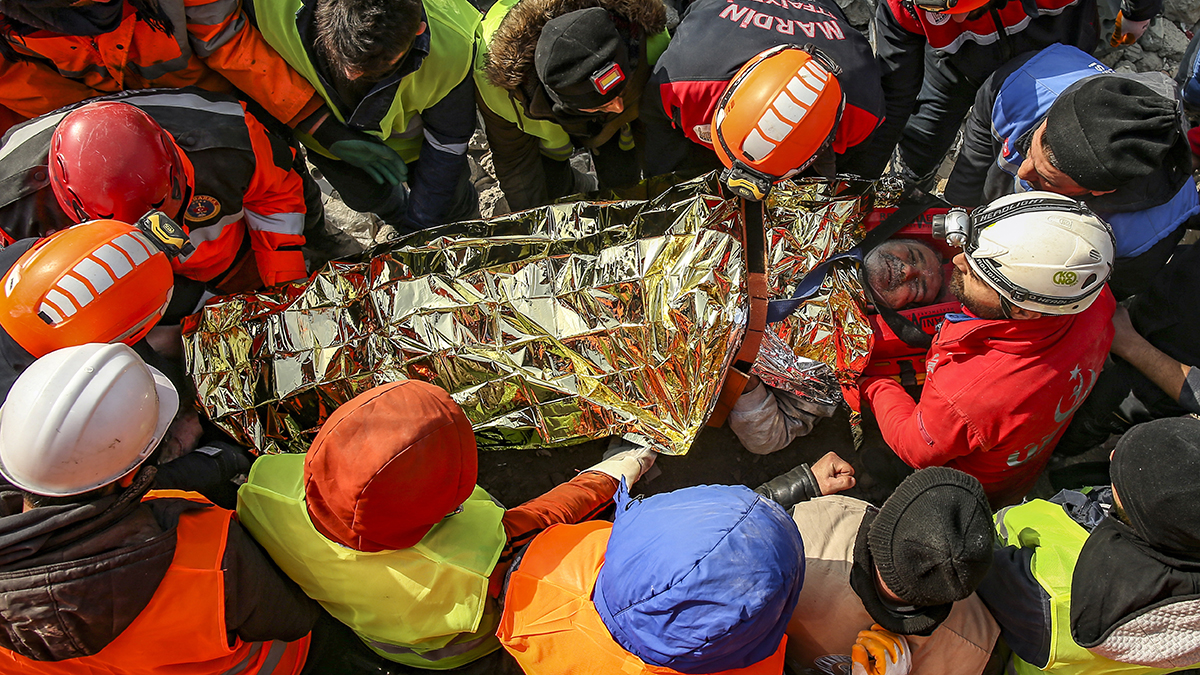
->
[0, 87, 311, 286]
[0, 488, 319, 675]
[0, 0, 322, 127]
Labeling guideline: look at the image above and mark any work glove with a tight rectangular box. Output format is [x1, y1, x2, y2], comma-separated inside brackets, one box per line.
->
[851, 625, 912, 675]
[589, 438, 657, 486]
[304, 105, 408, 186]
[328, 138, 408, 185]
[1110, 11, 1150, 47]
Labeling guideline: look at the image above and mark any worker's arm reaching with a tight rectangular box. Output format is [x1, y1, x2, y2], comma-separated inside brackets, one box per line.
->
[1111, 304, 1200, 414]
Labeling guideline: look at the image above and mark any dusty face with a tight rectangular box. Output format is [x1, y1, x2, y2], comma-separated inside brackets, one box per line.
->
[1016, 122, 1094, 197]
[949, 253, 1006, 319]
[864, 239, 945, 310]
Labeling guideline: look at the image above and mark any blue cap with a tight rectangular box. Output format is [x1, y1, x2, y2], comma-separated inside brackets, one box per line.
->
[594, 484, 805, 673]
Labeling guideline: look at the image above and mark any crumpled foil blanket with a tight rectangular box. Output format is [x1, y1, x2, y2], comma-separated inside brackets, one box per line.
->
[185, 174, 897, 455]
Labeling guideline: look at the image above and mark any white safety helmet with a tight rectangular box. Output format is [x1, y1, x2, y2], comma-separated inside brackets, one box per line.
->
[965, 191, 1115, 315]
[0, 342, 177, 496]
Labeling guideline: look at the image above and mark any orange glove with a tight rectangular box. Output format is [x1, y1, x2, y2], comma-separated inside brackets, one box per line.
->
[1110, 11, 1150, 47]
[851, 625, 912, 675]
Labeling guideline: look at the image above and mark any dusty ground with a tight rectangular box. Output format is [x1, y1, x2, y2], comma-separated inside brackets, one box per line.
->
[473, 408, 917, 508]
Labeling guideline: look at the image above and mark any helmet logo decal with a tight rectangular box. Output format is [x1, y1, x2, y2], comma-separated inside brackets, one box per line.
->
[1052, 270, 1078, 286]
[185, 195, 221, 224]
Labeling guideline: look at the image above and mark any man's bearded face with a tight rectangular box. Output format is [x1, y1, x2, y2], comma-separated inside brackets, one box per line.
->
[864, 239, 945, 310]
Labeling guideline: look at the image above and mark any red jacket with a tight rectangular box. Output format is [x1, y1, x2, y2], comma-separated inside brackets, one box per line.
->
[863, 288, 1115, 508]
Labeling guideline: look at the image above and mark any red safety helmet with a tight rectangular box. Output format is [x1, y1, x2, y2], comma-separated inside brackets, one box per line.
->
[713, 44, 845, 200]
[49, 102, 190, 224]
[0, 220, 175, 357]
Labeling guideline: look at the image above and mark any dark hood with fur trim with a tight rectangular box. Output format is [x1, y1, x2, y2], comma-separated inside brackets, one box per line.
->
[485, 0, 666, 92]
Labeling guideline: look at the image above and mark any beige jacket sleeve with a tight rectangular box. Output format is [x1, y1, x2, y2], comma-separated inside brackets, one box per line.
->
[785, 496, 1000, 675]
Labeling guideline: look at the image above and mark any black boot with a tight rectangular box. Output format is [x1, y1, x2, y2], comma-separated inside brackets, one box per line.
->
[754, 463, 821, 512]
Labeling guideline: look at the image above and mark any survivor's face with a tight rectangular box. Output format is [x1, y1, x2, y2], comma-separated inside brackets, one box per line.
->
[864, 239, 945, 310]
[1015, 122, 1092, 197]
[949, 253, 1006, 319]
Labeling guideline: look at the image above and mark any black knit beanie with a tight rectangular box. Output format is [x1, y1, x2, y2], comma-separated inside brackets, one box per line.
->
[534, 8, 630, 112]
[1110, 417, 1200, 555]
[1043, 76, 1179, 192]
[868, 467, 993, 607]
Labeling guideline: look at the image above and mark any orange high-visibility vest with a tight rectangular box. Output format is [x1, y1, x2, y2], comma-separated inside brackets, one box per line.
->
[0, 489, 309, 675]
[498, 520, 787, 675]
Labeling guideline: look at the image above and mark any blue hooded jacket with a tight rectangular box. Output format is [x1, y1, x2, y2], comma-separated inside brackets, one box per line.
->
[594, 484, 805, 674]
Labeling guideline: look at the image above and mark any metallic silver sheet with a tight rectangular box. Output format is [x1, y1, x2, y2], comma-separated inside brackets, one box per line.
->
[185, 175, 746, 455]
[185, 174, 896, 455]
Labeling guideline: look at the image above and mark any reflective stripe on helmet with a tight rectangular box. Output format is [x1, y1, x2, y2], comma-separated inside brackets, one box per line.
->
[37, 236, 154, 325]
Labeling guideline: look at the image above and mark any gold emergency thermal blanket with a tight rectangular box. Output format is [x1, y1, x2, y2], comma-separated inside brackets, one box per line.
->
[185, 174, 889, 455]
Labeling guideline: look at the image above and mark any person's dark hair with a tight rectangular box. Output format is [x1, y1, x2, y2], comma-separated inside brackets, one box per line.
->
[1040, 130, 1063, 173]
[314, 0, 424, 81]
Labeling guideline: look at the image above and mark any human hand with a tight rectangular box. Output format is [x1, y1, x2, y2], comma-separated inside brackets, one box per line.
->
[589, 440, 658, 486]
[157, 409, 204, 464]
[811, 451, 856, 495]
[329, 139, 408, 185]
[1110, 11, 1150, 47]
[1110, 305, 1143, 360]
[851, 625, 912, 675]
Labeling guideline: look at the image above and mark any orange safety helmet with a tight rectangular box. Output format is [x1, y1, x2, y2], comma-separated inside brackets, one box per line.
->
[0, 220, 175, 357]
[713, 44, 845, 201]
[49, 102, 190, 224]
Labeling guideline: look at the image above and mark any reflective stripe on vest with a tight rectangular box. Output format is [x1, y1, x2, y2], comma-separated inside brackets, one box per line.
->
[236, 454, 506, 670]
[475, 0, 573, 152]
[498, 521, 788, 675]
[254, 0, 480, 163]
[0, 489, 309, 675]
[996, 501, 1180, 675]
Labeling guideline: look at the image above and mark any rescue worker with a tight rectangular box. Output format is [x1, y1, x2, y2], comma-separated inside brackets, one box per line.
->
[731, 238, 949, 456]
[944, 44, 1197, 299]
[497, 482, 806, 675]
[477, 0, 670, 210]
[0, 0, 404, 182]
[860, 0, 1157, 183]
[0, 219, 257, 508]
[0, 218, 175, 399]
[236, 380, 656, 670]
[979, 417, 1200, 674]
[641, 0, 884, 193]
[0, 342, 320, 675]
[0, 90, 313, 293]
[251, 0, 480, 231]
[862, 191, 1116, 508]
[785, 467, 998, 675]
[1056, 242, 1200, 457]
